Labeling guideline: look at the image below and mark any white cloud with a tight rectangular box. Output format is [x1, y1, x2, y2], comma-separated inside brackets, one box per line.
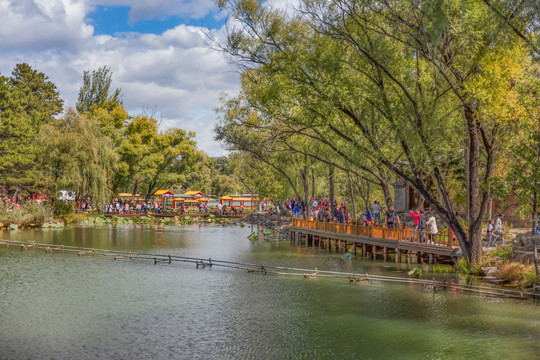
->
[0, 0, 94, 51]
[88, 0, 216, 22]
[0, 1, 239, 157]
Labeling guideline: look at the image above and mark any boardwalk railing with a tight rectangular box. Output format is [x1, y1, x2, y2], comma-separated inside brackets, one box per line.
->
[291, 219, 457, 248]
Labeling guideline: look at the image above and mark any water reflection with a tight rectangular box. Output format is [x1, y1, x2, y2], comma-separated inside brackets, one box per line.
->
[0, 225, 538, 359]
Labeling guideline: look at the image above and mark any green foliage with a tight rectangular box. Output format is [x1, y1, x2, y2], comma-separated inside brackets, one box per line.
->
[76, 66, 122, 113]
[523, 269, 540, 288]
[53, 201, 74, 219]
[0, 201, 51, 226]
[408, 268, 423, 278]
[0, 64, 63, 190]
[490, 245, 513, 261]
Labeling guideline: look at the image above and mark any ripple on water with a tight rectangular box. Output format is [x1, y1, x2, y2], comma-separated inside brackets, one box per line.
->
[0, 225, 539, 359]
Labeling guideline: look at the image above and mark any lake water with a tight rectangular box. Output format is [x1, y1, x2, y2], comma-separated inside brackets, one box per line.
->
[0, 224, 538, 359]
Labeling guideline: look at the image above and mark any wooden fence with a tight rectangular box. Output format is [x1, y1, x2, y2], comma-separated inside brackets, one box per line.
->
[291, 219, 457, 248]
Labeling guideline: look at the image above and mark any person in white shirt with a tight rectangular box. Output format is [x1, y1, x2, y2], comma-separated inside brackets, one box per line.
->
[426, 213, 438, 244]
[494, 214, 504, 244]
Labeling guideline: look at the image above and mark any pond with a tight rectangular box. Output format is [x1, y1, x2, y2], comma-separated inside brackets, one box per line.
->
[0, 224, 538, 359]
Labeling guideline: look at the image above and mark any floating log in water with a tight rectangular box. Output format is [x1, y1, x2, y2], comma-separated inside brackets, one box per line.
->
[0, 239, 536, 300]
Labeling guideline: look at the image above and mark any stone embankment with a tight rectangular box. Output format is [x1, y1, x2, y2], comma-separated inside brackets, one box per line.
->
[512, 231, 538, 263]
[242, 213, 291, 233]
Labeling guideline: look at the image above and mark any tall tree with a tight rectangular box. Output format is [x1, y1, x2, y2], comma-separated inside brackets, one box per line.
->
[218, 0, 532, 267]
[0, 64, 63, 200]
[76, 66, 122, 114]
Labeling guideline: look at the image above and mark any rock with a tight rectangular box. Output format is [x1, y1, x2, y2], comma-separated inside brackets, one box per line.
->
[512, 250, 534, 264]
[480, 266, 498, 277]
[513, 231, 537, 248]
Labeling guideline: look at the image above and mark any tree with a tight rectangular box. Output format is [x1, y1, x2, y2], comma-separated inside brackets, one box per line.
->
[0, 64, 63, 200]
[76, 66, 122, 114]
[218, 0, 532, 267]
[142, 128, 201, 201]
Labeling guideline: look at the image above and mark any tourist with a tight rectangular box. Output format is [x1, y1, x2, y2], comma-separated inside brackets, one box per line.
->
[318, 208, 325, 222]
[372, 201, 381, 225]
[494, 213, 505, 244]
[385, 205, 400, 229]
[293, 203, 300, 219]
[426, 212, 438, 244]
[419, 212, 427, 243]
[364, 208, 373, 226]
[486, 219, 498, 247]
[217, 203, 222, 213]
[409, 208, 421, 241]
[338, 206, 346, 224]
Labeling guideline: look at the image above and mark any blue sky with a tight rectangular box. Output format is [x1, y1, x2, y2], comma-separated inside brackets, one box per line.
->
[89, 5, 227, 36]
[0, 0, 239, 156]
[0, 1, 294, 155]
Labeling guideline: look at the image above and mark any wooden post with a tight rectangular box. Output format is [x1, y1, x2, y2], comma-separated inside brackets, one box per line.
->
[383, 247, 388, 261]
[362, 244, 367, 259]
[429, 253, 434, 264]
[395, 249, 401, 263]
[407, 250, 411, 264]
[353, 242, 357, 255]
[372, 245, 377, 260]
[448, 228, 453, 248]
[334, 239, 339, 252]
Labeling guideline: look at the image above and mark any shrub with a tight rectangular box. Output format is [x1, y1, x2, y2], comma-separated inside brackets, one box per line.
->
[490, 245, 512, 261]
[522, 266, 540, 288]
[53, 201, 74, 218]
[495, 263, 525, 283]
[0, 201, 51, 226]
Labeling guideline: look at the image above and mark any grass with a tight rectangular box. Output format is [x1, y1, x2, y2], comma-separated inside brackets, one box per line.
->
[495, 263, 525, 283]
[490, 245, 512, 261]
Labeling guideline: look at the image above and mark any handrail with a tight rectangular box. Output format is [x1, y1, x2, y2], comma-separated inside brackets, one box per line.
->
[291, 218, 456, 247]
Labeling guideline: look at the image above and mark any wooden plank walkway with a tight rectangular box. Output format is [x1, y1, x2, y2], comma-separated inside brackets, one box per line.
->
[290, 219, 459, 264]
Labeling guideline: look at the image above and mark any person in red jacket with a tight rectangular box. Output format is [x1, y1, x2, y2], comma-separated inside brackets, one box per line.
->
[410, 208, 421, 241]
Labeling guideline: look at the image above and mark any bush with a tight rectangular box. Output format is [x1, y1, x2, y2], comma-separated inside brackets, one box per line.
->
[53, 201, 74, 217]
[495, 263, 525, 283]
[522, 266, 540, 288]
[490, 245, 512, 261]
[0, 201, 51, 227]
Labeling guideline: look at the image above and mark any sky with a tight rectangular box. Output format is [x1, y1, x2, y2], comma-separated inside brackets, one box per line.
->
[0, 0, 265, 156]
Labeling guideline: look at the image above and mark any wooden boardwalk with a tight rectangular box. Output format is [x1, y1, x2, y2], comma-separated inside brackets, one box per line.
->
[290, 219, 459, 264]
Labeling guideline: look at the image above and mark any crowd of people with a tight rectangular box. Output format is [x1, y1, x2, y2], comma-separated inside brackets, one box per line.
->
[408, 208, 438, 244]
[104, 199, 215, 215]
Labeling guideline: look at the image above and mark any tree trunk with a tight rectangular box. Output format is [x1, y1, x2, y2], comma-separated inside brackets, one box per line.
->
[348, 172, 357, 222]
[301, 163, 309, 219]
[464, 103, 484, 266]
[329, 165, 335, 221]
[311, 169, 315, 200]
[381, 180, 392, 207]
[533, 145, 539, 275]
[132, 180, 139, 202]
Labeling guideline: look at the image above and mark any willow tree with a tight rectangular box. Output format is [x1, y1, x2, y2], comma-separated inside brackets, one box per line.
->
[218, 0, 534, 266]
